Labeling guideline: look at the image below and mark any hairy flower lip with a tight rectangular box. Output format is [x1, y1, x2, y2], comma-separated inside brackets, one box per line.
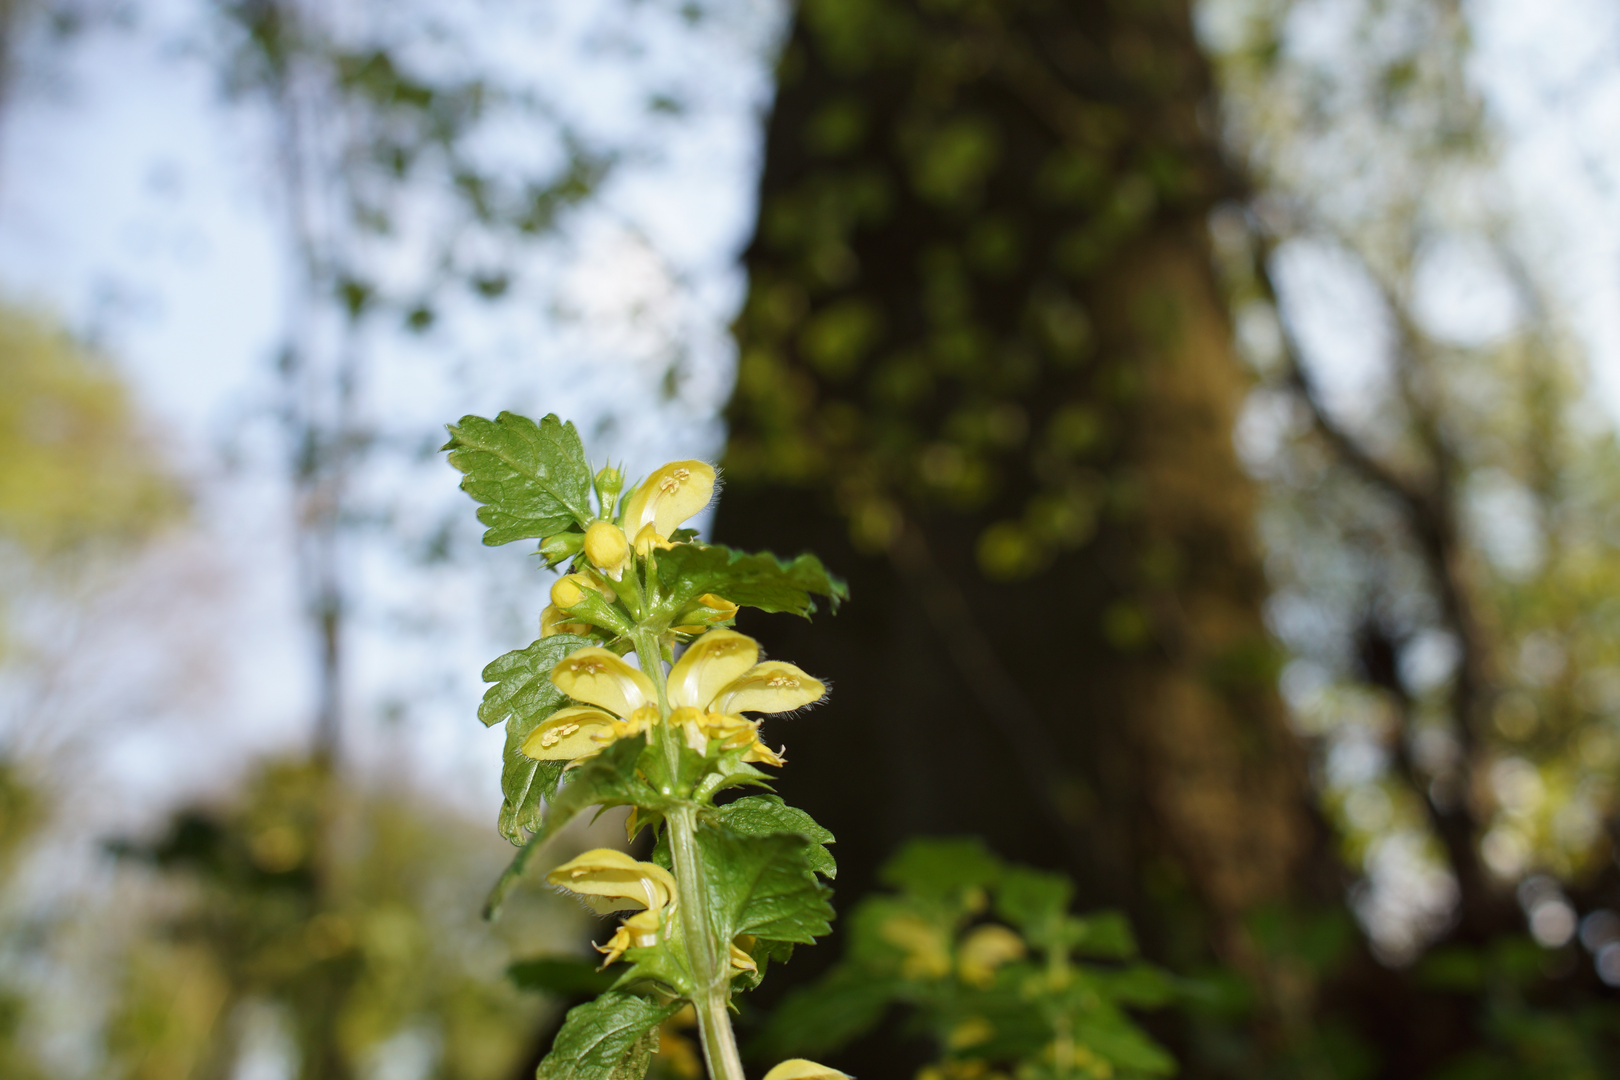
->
[621, 459, 716, 541]
[546, 848, 677, 916]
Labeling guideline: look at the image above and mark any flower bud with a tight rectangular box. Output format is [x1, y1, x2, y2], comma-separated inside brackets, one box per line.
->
[538, 531, 584, 566]
[584, 520, 630, 579]
[551, 575, 587, 609]
[593, 464, 625, 519]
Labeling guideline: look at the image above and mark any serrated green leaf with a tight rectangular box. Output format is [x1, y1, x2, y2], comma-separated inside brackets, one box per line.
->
[480, 633, 594, 845]
[698, 824, 833, 946]
[656, 543, 847, 618]
[445, 412, 594, 545]
[536, 991, 680, 1080]
[480, 633, 594, 729]
[507, 956, 617, 997]
[708, 796, 836, 879]
[485, 738, 663, 919]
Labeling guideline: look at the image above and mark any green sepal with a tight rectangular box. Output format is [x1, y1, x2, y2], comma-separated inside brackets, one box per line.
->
[655, 543, 847, 618]
[706, 795, 836, 880]
[485, 737, 664, 919]
[696, 823, 834, 947]
[535, 991, 682, 1080]
[445, 412, 595, 545]
[507, 956, 617, 997]
[692, 746, 776, 804]
[612, 939, 696, 999]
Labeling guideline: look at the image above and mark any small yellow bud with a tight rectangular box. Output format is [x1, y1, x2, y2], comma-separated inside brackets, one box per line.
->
[584, 520, 629, 578]
[551, 576, 586, 608]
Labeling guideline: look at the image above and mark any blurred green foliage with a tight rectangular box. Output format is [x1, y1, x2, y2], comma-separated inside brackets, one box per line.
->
[104, 757, 572, 1080]
[756, 838, 1176, 1080]
[0, 304, 183, 562]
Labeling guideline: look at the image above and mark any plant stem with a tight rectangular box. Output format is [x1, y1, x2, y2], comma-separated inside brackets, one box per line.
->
[630, 629, 747, 1080]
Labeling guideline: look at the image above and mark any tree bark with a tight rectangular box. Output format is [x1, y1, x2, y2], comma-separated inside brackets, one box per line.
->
[718, 0, 1341, 1072]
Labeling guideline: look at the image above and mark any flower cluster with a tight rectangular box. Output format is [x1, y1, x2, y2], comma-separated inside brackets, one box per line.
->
[523, 628, 823, 771]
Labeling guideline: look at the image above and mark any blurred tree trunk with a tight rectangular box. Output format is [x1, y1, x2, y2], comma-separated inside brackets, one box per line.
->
[717, 0, 1344, 1072]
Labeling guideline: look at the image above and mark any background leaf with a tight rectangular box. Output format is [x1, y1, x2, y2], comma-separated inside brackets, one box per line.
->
[507, 957, 618, 997]
[444, 412, 594, 545]
[707, 795, 836, 879]
[656, 543, 847, 617]
[535, 991, 680, 1080]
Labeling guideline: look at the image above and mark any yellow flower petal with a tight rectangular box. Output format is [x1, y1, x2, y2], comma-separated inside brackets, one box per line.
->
[728, 942, 758, 972]
[957, 924, 1026, 987]
[547, 849, 677, 915]
[552, 647, 655, 718]
[667, 628, 760, 712]
[520, 706, 618, 761]
[622, 460, 716, 539]
[712, 661, 826, 715]
[741, 737, 786, 768]
[761, 1060, 850, 1080]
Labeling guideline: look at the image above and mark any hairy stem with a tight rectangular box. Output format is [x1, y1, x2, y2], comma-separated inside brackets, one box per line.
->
[630, 629, 745, 1080]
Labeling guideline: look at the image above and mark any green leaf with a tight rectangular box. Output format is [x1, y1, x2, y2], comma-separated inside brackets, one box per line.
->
[708, 796, 836, 879]
[656, 543, 847, 618]
[755, 970, 900, 1058]
[485, 738, 663, 919]
[480, 633, 594, 845]
[1093, 963, 1176, 1007]
[536, 991, 681, 1080]
[507, 957, 617, 997]
[880, 837, 1002, 900]
[445, 412, 594, 545]
[1071, 912, 1137, 958]
[480, 633, 594, 729]
[995, 865, 1073, 944]
[698, 824, 834, 946]
[1073, 1013, 1177, 1074]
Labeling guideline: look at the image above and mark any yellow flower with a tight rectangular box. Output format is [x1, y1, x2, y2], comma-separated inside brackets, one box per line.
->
[546, 848, 676, 914]
[595, 907, 663, 967]
[526, 632, 823, 768]
[621, 460, 715, 548]
[522, 647, 660, 765]
[546, 849, 678, 969]
[761, 1060, 850, 1080]
[956, 924, 1026, 987]
[663, 629, 823, 766]
[879, 913, 952, 980]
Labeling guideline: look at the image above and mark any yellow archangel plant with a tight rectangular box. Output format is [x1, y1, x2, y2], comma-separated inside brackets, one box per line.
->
[445, 413, 850, 1080]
